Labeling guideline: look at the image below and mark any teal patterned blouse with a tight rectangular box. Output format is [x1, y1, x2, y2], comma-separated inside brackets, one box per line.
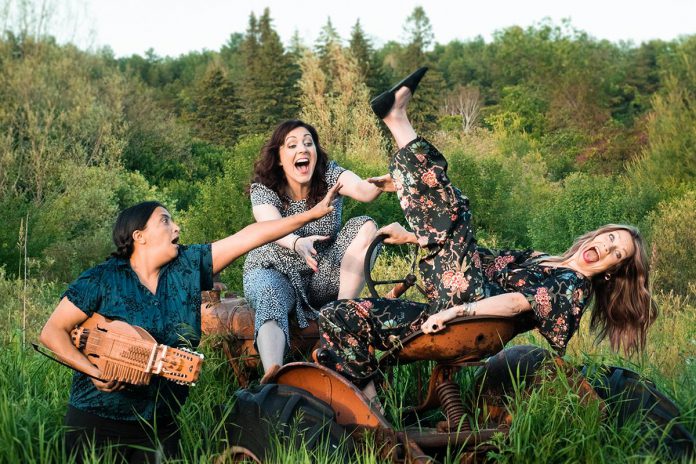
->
[62, 244, 213, 421]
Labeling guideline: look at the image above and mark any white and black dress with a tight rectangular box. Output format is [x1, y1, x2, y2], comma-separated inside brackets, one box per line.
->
[243, 161, 376, 345]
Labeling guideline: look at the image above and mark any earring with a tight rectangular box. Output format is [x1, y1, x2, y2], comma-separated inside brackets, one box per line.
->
[604, 273, 611, 281]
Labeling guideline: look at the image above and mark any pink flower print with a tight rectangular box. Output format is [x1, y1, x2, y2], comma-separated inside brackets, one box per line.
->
[400, 197, 410, 209]
[442, 270, 455, 289]
[355, 300, 373, 318]
[415, 153, 426, 163]
[442, 270, 469, 293]
[421, 169, 438, 187]
[472, 251, 481, 269]
[346, 335, 359, 347]
[534, 287, 551, 317]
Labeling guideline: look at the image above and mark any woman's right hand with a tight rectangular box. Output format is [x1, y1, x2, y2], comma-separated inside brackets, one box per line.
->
[294, 235, 330, 272]
[377, 222, 417, 245]
[91, 376, 126, 393]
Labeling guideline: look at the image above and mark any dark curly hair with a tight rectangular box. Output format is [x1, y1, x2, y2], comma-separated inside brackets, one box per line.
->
[111, 201, 164, 259]
[250, 120, 329, 208]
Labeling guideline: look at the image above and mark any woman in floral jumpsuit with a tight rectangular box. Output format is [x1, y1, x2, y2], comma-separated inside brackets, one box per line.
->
[317, 70, 656, 394]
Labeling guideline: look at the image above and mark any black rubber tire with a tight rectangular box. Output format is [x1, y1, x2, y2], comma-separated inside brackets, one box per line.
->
[473, 346, 695, 460]
[581, 365, 695, 460]
[474, 345, 554, 400]
[222, 383, 354, 461]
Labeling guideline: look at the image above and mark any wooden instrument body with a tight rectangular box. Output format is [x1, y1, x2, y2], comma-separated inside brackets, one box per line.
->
[70, 313, 203, 386]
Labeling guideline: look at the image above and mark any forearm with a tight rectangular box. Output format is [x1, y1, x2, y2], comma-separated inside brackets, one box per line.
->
[452, 292, 531, 317]
[350, 180, 382, 202]
[212, 210, 314, 273]
[40, 323, 100, 377]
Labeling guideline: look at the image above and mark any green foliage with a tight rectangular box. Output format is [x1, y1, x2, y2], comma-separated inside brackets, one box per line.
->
[529, 173, 629, 254]
[238, 9, 299, 135]
[299, 45, 385, 164]
[189, 62, 242, 147]
[648, 191, 696, 296]
[178, 136, 262, 292]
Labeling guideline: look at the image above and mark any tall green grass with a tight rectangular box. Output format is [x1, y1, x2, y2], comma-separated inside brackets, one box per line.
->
[0, 256, 694, 463]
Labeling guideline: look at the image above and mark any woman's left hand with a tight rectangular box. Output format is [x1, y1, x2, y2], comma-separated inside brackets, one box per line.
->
[367, 174, 395, 193]
[421, 307, 457, 334]
[308, 182, 342, 220]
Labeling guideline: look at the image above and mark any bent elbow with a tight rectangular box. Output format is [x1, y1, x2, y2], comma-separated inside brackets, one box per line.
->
[512, 293, 531, 314]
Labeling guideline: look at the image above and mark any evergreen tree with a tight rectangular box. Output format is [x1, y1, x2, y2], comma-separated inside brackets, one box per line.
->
[399, 6, 442, 133]
[193, 62, 242, 147]
[315, 17, 341, 75]
[238, 8, 299, 134]
[349, 19, 386, 94]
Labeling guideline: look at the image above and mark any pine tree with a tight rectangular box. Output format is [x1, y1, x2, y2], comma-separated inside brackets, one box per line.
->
[315, 17, 341, 76]
[399, 6, 443, 133]
[238, 8, 299, 134]
[348, 19, 386, 94]
[193, 62, 242, 146]
[299, 45, 385, 164]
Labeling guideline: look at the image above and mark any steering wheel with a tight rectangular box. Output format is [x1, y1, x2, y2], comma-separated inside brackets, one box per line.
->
[363, 234, 427, 299]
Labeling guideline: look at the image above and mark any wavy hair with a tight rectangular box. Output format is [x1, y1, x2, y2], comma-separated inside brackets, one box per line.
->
[250, 120, 329, 208]
[547, 224, 656, 355]
[111, 201, 164, 259]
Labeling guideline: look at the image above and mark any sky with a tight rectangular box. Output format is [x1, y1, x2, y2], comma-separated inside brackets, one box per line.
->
[29, 0, 696, 57]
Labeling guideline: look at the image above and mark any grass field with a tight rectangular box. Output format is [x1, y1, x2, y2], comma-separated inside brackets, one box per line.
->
[1, 256, 695, 463]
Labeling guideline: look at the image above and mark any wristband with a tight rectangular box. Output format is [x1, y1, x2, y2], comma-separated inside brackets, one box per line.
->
[463, 301, 477, 317]
[292, 236, 300, 253]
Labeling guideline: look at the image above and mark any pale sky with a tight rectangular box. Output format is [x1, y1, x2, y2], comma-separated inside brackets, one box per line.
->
[37, 0, 696, 57]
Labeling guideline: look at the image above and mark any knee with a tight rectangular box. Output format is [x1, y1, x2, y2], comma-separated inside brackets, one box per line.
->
[353, 221, 378, 249]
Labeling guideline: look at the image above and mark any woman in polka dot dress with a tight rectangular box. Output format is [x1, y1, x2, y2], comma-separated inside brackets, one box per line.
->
[243, 119, 384, 378]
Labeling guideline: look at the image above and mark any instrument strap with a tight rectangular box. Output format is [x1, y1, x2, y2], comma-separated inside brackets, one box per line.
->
[31, 342, 107, 382]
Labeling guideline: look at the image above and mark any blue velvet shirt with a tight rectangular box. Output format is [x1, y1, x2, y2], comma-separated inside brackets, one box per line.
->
[62, 244, 214, 421]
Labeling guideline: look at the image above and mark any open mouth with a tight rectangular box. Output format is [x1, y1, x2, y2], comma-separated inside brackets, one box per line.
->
[172, 237, 179, 246]
[583, 246, 599, 263]
[294, 158, 311, 175]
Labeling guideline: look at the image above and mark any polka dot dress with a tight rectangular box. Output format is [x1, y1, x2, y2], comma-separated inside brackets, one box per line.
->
[243, 161, 376, 344]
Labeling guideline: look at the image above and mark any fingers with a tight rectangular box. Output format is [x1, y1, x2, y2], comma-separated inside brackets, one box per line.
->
[93, 378, 121, 392]
[326, 182, 343, 203]
[421, 315, 445, 334]
[305, 256, 318, 272]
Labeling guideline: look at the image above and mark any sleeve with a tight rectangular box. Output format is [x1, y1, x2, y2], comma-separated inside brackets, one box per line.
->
[518, 272, 589, 353]
[477, 246, 536, 279]
[325, 160, 347, 186]
[179, 244, 214, 291]
[250, 182, 283, 209]
[61, 267, 104, 317]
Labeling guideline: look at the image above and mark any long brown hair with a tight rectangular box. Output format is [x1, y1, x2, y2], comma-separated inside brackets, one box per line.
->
[549, 224, 657, 355]
[250, 120, 329, 208]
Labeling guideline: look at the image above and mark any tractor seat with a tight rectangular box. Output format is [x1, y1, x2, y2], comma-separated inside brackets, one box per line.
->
[394, 313, 536, 364]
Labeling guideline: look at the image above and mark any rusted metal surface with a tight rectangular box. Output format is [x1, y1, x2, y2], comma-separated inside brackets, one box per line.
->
[403, 427, 501, 448]
[396, 315, 532, 363]
[201, 293, 320, 386]
[274, 362, 392, 429]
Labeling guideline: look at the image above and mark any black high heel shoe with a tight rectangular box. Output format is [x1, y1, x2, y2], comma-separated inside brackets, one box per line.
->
[370, 66, 428, 119]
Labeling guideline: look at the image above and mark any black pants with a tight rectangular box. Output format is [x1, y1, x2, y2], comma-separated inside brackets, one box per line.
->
[319, 137, 485, 387]
[64, 406, 180, 464]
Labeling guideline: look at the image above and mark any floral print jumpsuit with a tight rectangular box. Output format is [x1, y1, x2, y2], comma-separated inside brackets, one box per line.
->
[318, 138, 592, 387]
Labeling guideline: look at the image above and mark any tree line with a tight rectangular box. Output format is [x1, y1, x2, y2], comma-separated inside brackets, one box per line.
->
[0, 6, 694, 296]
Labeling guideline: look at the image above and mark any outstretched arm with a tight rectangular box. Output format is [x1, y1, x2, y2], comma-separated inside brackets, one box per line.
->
[211, 182, 341, 273]
[336, 170, 383, 202]
[422, 292, 531, 334]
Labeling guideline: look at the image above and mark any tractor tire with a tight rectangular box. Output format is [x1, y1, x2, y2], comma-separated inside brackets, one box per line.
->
[581, 365, 695, 460]
[222, 383, 355, 462]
